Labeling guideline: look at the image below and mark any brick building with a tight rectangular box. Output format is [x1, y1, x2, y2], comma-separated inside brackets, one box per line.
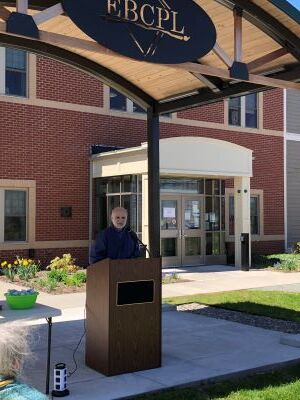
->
[0, 48, 290, 267]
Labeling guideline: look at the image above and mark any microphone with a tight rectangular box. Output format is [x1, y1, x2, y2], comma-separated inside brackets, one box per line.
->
[126, 226, 151, 257]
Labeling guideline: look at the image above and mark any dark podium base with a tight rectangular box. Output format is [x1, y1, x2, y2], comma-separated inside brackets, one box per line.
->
[86, 258, 161, 376]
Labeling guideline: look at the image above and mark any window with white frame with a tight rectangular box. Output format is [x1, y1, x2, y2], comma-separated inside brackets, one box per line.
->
[0, 47, 27, 97]
[109, 87, 171, 117]
[0, 189, 27, 242]
[110, 87, 146, 114]
[228, 195, 260, 236]
[228, 93, 258, 128]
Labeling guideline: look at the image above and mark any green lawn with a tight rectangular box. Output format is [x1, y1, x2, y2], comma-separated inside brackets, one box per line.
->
[133, 364, 300, 399]
[148, 290, 300, 399]
[163, 290, 300, 322]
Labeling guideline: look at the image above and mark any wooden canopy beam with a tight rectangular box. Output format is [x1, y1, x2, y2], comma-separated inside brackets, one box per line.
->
[247, 48, 288, 72]
[234, 7, 243, 62]
[33, 2, 63, 26]
[212, 42, 233, 68]
[175, 62, 300, 90]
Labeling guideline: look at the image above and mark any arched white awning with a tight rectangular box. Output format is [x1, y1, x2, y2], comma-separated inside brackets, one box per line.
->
[160, 137, 252, 177]
[92, 137, 252, 179]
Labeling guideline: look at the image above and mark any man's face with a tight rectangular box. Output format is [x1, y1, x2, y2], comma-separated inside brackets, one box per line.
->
[111, 209, 127, 230]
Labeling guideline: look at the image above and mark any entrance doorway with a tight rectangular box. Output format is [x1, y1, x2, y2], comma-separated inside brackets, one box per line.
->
[161, 195, 205, 267]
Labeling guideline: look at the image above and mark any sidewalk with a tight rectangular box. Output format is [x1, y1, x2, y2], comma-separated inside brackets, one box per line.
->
[2, 265, 300, 399]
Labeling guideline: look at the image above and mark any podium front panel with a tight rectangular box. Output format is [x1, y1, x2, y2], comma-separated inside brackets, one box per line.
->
[86, 257, 161, 376]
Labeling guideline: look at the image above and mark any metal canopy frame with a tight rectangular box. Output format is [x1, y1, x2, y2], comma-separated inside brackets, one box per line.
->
[0, 0, 299, 114]
[0, 0, 299, 259]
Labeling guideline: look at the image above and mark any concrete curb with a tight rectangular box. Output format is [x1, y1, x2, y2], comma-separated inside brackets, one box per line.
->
[280, 334, 300, 348]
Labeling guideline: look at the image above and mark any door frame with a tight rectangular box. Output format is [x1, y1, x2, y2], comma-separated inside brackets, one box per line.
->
[161, 194, 205, 267]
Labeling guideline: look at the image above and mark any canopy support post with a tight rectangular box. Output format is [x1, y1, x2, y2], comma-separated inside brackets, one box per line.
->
[147, 107, 160, 258]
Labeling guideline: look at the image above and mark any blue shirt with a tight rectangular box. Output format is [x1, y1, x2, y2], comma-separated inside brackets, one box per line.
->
[90, 226, 140, 264]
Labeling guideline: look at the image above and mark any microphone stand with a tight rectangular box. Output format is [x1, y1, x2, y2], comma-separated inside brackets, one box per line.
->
[126, 226, 152, 258]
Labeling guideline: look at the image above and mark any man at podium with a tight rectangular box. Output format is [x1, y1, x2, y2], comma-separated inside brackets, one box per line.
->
[90, 207, 140, 264]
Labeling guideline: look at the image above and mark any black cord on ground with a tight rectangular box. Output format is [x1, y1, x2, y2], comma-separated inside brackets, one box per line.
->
[67, 306, 86, 378]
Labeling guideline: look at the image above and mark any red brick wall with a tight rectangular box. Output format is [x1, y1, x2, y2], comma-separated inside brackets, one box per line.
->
[263, 88, 284, 131]
[178, 101, 224, 123]
[0, 103, 147, 245]
[36, 56, 104, 107]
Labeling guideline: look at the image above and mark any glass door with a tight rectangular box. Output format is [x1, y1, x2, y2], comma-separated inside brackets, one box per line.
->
[161, 196, 182, 266]
[161, 195, 205, 267]
[181, 196, 205, 265]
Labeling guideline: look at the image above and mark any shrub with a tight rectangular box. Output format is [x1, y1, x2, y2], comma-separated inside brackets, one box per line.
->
[252, 254, 281, 268]
[273, 257, 300, 272]
[47, 269, 68, 283]
[64, 271, 86, 287]
[37, 278, 58, 292]
[293, 242, 300, 254]
[47, 253, 79, 273]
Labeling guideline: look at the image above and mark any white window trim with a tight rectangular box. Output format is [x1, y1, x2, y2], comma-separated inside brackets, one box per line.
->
[225, 188, 264, 241]
[0, 47, 29, 98]
[0, 188, 27, 243]
[0, 180, 36, 249]
[106, 86, 174, 120]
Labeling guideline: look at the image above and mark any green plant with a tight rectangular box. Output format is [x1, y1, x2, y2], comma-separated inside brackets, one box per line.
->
[293, 242, 300, 254]
[162, 272, 179, 284]
[0, 261, 17, 282]
[47, 253, 79, 273]
[47, 269, 68, 283]
[275, 257, 300, 271]
[37, 276, 58, 292]
[64, 271, 86, 287]
[16, 257, 40, 281]
[45, 279, 58, 292]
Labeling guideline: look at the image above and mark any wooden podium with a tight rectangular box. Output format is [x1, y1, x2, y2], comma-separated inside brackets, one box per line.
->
[85, 257, 161, 376]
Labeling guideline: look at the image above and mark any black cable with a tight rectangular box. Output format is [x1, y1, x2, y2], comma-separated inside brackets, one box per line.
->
[67, 306, 86, 378]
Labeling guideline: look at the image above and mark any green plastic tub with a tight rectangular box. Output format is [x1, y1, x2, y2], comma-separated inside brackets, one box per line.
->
[5, 293, 38, 309]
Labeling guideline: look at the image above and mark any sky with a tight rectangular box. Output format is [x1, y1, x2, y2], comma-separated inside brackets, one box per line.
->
[288, 0, 300, 9]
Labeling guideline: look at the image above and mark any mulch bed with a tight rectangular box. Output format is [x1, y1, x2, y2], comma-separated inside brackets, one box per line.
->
[0, 272, 86, 295]
[177, 303, 300, 334]
[0, 272, 188, 295]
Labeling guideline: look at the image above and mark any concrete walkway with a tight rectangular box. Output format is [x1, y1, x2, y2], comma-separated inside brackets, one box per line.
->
[1, 265, 300, 399]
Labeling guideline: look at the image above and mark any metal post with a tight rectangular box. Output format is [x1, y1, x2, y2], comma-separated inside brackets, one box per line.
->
[147, 107, 160, 258]
[45, 317, 52, 394]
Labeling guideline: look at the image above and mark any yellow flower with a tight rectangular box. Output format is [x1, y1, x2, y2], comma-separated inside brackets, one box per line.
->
[7, 264, 12, 269]
[14, 260, 18, 265]
[28, 259, 32, 264]
[1, 261, 7, 267]
[23, 260, 29, 267]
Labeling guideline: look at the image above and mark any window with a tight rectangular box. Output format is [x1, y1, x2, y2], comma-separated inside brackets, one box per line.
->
[4, 48, 27, 97]
[229, 93, 258, 128]
[1, 189, 27, 242]
[110, 88, 146, 114]
[228, 195, 260, 235]
[109, 88, 171, 117]
[94, 175, 142, 237]
[205, 179, 225, 256]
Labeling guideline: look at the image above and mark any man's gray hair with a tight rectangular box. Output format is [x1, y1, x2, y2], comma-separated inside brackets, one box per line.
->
[0, 322, 31, 378]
